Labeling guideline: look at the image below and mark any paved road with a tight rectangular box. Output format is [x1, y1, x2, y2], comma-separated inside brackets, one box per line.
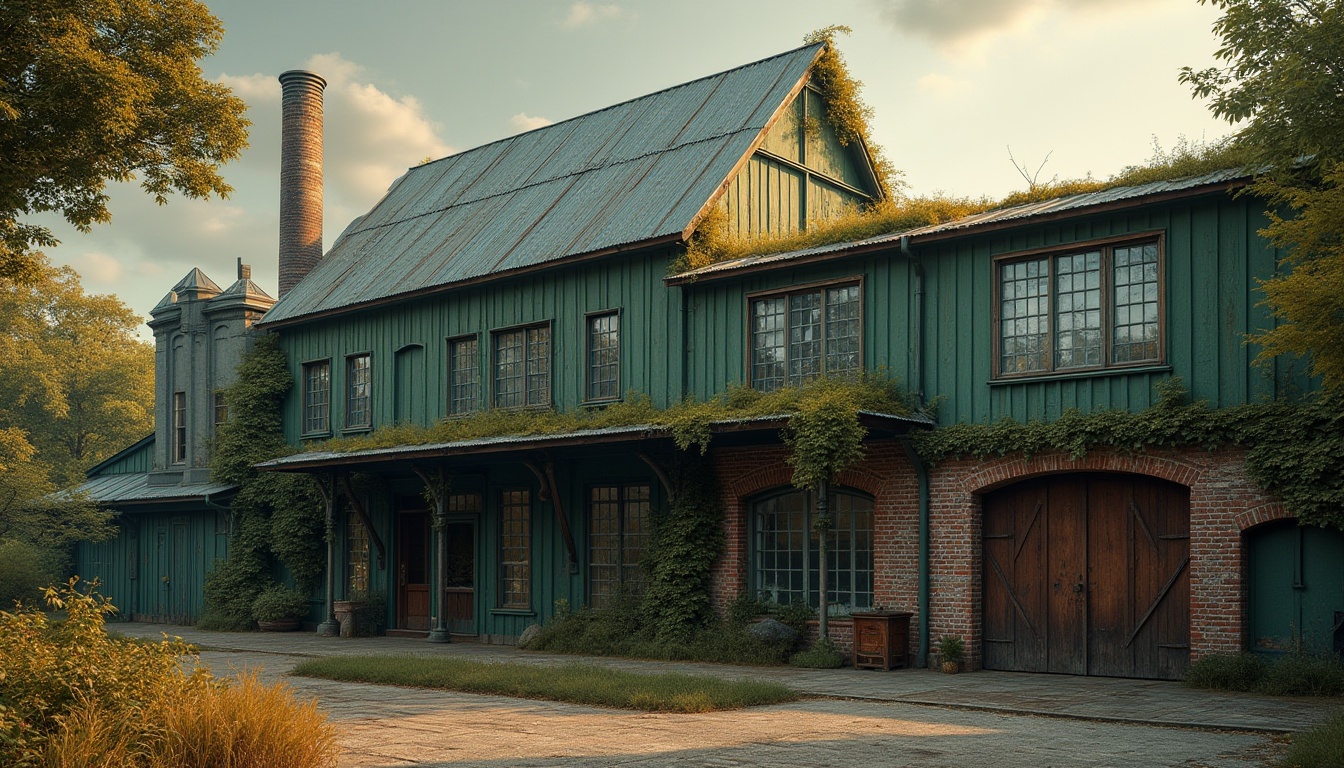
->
[196, 648, 1294, 768]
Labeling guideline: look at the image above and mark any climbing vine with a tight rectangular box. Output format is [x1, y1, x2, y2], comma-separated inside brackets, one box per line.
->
[317, 372, 913, 492]
[639, 453, 724, 643]
[913, 380, 1344, 530]
[200, 334, 324, 630]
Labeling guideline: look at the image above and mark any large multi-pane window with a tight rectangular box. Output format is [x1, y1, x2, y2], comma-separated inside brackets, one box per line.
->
[347, 516, 370, 596]
[493, 324, 551, 408]
[498, 490, 531, 609]
[996, 239, 1162, 376]
[172, 392, 187, 463]
[588, 484, 650, 608]
[448, 335, 479, 415]
[586, 312, 620, 402]
[346, 353, 371, 429]
[752, 489, 874, 613]
[750, 283, 861, 392]
[302, 360, 331, 434]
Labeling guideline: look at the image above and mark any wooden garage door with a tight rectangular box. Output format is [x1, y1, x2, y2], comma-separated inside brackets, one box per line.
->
[983, 474, 1190, 679]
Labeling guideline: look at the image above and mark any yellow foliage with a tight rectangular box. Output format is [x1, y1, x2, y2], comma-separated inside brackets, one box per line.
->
[0, 580, 338, 768]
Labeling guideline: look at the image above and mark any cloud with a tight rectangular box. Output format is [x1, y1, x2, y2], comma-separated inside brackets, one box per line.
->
[42, 52, 454, 333]
[916, 72, 974, 99]
[509, 112, 554, 133]
[869, 0, 1164, 46]
[560, 2, 623, 28]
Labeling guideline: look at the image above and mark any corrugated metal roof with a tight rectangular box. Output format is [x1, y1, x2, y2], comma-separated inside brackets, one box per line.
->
[673, 168, 1252, 282]
[256, 410, 933, 471]
[261, 44, 825, 326]
[67, 473, 236, 506]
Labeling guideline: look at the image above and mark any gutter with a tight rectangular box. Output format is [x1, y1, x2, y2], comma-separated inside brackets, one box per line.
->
[900, 234, 930, 669]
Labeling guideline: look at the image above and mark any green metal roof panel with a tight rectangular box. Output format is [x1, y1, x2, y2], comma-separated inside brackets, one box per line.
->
[67, 473, 236, 506]
[261, 44, 824, 325]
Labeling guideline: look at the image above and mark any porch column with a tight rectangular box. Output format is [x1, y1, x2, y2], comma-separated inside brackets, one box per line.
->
[316, 473, 340, 637]
[429, 491, 450, 643]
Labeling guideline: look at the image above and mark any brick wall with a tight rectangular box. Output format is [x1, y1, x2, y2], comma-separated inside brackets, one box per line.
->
[709, 439, 1286, 674]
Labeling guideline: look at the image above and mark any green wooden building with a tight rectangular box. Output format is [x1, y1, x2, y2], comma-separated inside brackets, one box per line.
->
[77, 42, 1340, 676]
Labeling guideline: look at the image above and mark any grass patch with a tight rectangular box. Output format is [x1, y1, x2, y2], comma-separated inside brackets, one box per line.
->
[1185, 652, 1344, 697]
[1285, 710, 1344, 768]
[524, 603, 797, 666]
[289, 655, 799, 713]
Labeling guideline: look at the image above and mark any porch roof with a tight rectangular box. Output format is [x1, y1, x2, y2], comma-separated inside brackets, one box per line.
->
[254, 410, 932, 473]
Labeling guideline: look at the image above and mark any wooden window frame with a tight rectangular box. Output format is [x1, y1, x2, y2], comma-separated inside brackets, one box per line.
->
[497, 489, 532, 610]
[584, 309, 622, 404]
[586, 482, 651, 609]
[344, 352, 373, 431]
[447, 334, 481, 417]
[301, 359, 332, 436]
[491, 321, 552, 410]
[172, 391, 187, 464]
[744, 276, 865, 392]
[991, 233, 1166, 381]
[749, 487, 875, 612]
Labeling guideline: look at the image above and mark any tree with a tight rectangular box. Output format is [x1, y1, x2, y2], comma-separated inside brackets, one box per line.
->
[0, 255, 154, 487]
[1181, 0, 1344, 390]
[0, 0, 249, 283]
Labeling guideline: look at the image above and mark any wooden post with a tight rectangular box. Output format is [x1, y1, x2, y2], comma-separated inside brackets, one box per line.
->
[414, 465, 452, 644]
[315, 473, 340, 637]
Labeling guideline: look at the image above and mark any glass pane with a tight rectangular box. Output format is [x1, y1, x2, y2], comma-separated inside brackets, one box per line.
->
[1054, 251, 1102, 369]
[587, 313, 620, 401]
[499, 490, 531, 609]
[1112, 243, 1160, 363]
[1000, 259, 1049, 373]
[750, 297, 786, 392]
[448, 337, 479, 415]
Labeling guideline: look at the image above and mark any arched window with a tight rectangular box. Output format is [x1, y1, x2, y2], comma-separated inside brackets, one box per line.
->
[751, 488, 873, 612]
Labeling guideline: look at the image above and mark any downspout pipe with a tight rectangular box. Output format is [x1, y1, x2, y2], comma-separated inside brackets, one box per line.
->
[900, 234, 931, 669]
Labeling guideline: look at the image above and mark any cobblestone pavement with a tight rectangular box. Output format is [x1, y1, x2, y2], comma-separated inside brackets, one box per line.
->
[120, 624, 1329, 768]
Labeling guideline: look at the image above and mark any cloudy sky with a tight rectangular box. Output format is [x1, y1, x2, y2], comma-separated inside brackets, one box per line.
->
[37, 0, 1234, 333]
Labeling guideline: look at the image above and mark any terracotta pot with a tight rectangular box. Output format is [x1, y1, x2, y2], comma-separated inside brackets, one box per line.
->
[257, 618, 301, 632]
[941, 660, 960, 674]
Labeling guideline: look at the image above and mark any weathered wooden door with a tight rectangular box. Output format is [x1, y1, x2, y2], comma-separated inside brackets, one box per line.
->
[983, 474, 1189, 679]
[397, 511, 430, 631]
[444, 521, 476, 635]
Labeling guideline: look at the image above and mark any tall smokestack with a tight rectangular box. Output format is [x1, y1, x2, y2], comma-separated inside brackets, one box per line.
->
[278, 70, 326, 297]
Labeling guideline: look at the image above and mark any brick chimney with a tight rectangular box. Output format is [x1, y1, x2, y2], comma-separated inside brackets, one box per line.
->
[278, 70, 326, 296]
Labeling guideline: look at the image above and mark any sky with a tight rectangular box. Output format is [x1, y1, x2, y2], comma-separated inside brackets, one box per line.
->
[36, 0, 1236, 334]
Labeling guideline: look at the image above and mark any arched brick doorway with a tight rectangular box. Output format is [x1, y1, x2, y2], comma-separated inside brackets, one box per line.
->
[982, 472, 1190, 679]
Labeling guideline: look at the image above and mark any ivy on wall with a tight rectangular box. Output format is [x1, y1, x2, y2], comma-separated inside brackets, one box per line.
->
[913, 380, 1344, 530]
[200, 334, 324, 630]
[639, 453, 724, 643]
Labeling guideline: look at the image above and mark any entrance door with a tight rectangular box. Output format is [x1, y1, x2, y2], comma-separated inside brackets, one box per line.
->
[397, 510, 430, 631]
[444, 521, 476, 635]
[983, 474, 1190, 679]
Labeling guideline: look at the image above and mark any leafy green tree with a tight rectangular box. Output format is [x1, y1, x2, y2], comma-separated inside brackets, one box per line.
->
[0, 255, 154, 487]
[1181, 0, 1344, 390]
[0, 0, 249, 283]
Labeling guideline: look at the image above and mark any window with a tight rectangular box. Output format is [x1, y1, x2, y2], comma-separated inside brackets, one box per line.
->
[346, 354, 371, 429]
[347, 515, 370, 596]
[302, 360, 331, 434]
[448, 336, 479, 415]
[493, 324, 550, 408]
[752, 489, 873, 612]
[588, 484, 650, 608]
[750, 283, 861, 392]
[172, 392, 187, 463]
[996, 238, 1162, 377]
[586, 312, 620, 401]
[213, 392, 228, 429]
[498, 490, 531, 609]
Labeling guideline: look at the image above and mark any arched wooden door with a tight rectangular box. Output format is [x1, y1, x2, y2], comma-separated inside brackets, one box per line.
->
[983, 473, 1190, 679]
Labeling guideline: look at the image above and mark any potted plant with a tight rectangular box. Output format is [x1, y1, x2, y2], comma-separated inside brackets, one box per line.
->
[251, 585, 309, 631]
[937, 634, 965, 674]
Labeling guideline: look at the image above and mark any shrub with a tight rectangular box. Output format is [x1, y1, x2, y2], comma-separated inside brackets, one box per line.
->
[0, 539, 56, 608]
[1185, 652, 1344, 697]
[790, 637, 846, 669]
[1285, 709, 1344, 768]
[526, 605, 793, 666]
[250, 585, 310, 622]
[937, 635, 965, 664]
[0, 579, 338, 767]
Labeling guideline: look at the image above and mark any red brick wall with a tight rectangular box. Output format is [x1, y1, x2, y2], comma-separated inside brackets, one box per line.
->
[709, 440, 1285, 673]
